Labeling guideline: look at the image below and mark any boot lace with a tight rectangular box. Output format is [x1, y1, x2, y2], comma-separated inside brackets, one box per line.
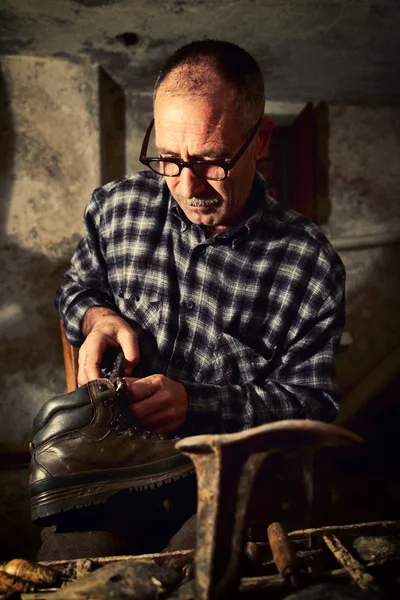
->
[104, 353, 175, 440]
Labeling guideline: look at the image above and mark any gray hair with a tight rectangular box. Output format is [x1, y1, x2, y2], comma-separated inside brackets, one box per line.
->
[154, 40, 265, 133]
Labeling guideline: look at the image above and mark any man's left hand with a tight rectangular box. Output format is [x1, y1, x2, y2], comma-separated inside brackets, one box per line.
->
[124, 375, 188, 433]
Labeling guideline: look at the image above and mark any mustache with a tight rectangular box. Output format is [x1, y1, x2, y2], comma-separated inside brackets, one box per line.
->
[175, 194, 220, 207]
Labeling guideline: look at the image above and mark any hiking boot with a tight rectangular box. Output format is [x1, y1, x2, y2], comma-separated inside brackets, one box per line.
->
[29, 377, 194, 524]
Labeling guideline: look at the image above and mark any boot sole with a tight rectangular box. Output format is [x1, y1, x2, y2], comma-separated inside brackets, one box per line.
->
[30, 457, 194, 524]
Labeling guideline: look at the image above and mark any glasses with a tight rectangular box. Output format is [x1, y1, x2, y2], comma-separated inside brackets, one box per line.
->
[139, 117, 263, 181]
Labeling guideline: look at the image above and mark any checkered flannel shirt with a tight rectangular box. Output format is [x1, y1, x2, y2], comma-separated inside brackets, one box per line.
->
[56, 171, 345, 435]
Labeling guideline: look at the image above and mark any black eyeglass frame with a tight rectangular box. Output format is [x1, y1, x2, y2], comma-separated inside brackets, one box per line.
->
[139, 116, 263, 181]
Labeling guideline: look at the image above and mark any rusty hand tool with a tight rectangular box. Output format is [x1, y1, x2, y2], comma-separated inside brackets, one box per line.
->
[176, 419, 363, 600]
[245, 541, 264, 568]
[323, 534, 379, 594]
[3, 558, 63, 587]
[267, 521, 299, 588]
[109, 350, 127, 394]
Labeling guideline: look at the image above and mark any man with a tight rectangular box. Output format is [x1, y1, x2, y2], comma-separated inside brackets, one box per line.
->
[57, 40, 344, 434]
[37, 40, 345, 557]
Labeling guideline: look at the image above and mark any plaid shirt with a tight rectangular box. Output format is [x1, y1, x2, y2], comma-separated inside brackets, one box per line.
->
[56, 171, 345, 435]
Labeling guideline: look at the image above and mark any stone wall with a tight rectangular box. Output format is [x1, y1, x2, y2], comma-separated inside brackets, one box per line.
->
[0, 55, 102, 559]
[0, 56, 101, 454]
[125, 92, 153, 175]
[322, 106, 400, 394]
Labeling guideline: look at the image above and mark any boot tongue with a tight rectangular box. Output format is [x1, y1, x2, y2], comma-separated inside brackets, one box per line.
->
[32, 385, 94, 446]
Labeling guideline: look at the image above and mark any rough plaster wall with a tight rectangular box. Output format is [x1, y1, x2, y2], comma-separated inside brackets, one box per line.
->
[0, 56, 100, 454]
[323, 106, 400, 238]
[337, 246, 400, 393]
[0, 56, 101, 558]
[322, 106, 400, 392]
[125, 92, 153, 175]
[1, 0, 400, 105]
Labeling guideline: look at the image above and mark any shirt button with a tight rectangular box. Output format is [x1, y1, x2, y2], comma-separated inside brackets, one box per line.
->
[184, 300, 195, 310]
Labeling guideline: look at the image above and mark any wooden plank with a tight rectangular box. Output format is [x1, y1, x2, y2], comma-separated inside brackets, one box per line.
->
[60, 320, 79, 392]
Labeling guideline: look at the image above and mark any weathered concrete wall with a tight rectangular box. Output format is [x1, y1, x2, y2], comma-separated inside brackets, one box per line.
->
[0, 56, 102, 558]
[2, 0, 400, 106]
[321, 106, 400, 393]
[323, 106, 400, 239]
[0, 56, 100, 453]
[125, 92, 153, 175]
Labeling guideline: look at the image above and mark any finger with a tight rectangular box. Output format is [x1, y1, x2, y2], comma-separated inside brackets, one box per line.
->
[124, 377, 141, 384]
[117, 329, 140, 375]
[127, 386, 185, 433]
[77, 333, 107, 385]
[128, 394, 162, 421]
[124, 376, 160, 402]
[77, 344, 102, 385]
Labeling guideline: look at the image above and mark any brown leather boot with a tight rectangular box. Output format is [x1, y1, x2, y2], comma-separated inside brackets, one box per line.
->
[29, 377, 193, 524]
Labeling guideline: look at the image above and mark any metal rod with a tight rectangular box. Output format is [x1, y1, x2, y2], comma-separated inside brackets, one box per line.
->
[323, 534, 378, 593]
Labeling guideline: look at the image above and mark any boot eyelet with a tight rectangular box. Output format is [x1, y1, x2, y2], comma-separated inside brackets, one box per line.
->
[99, 383, 108, 392]
[142, 430, 152, 439]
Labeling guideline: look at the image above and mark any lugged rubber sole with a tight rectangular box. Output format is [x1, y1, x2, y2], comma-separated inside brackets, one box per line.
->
[30, 460, 194, 524]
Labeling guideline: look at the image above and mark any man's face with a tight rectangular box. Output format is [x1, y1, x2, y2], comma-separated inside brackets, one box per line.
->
[154, 85, 268, 234]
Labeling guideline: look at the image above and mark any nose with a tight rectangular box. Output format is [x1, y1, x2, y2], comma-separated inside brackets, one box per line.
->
[178, 166, 206, 199]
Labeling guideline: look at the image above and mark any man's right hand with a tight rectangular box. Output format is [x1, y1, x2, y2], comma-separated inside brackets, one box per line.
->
[78, 306, 139, 385]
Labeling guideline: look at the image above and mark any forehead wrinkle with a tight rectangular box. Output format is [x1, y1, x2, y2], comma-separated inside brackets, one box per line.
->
[155, 115, 225, 137]
[156, 142, 233, 160]
[154, 92, 242, 161]
[155, 122, 234, 159]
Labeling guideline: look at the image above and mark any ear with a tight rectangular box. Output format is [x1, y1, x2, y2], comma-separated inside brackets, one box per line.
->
[254, 115, 274, 160]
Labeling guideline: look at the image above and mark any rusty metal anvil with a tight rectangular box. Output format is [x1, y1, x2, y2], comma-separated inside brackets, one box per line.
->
[177, 420, 363, 600]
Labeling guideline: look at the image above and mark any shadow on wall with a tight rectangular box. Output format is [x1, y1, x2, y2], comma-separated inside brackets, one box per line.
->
[99, 67, 126, 185]
[315, 102, 331, 224]
[0, 62, 68, 436]
[0, 245, 69, 561]
[0, 65, 42, 561]
[0, 63, 15, 245]
[0, 63, 129, 560]
[336, 243, 400, 397]
[0, 243, 70, 404]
